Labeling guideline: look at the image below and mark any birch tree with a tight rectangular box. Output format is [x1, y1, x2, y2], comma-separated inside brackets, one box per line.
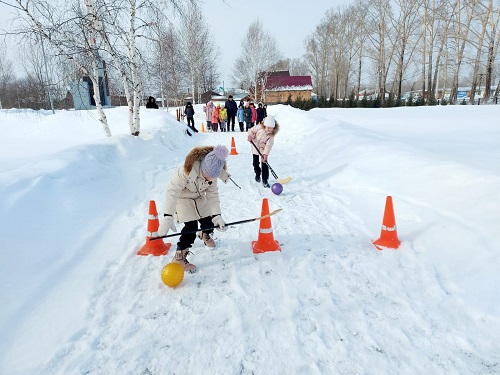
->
[449, 0, 478, 102]
[232, 20, 282, 100]
[365, 0, 396, 101]
[160, 27, 185, 107]
[8, 0, 112, 136]
[86, 0, 145, 135]
[304, 28, 330, 97]
[482, 0, 500, 100]
[178, 3, 211, 104]
[468, 1, 489, 103]
[389, 0, 422, 100]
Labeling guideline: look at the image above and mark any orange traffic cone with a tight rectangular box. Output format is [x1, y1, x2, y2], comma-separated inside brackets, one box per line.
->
[137, 200, 172, 256]
[372, 196, 401, 250]
[229, 136, 239, 155]
[252, 198, 281, 253]
[201, 122, 205, 132]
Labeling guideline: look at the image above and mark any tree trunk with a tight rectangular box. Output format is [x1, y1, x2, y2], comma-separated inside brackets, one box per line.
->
[90, 60, 111, 137]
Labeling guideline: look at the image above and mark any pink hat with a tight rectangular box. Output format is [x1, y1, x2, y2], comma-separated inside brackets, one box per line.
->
[201, 145, 229, 178]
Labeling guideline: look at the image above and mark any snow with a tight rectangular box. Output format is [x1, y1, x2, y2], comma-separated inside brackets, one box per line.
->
[1, 104, 500, 374]
[266, 85, 314, 91]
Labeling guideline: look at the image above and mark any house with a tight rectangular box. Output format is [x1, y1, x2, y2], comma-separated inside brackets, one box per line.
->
[358, 89, 391, 100]
[264, 75, 313, 104]
[200, 90, 220, 105]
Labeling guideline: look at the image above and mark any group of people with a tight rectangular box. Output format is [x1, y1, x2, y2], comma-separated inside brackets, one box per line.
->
[203, 96, 268, 132]
[157, 102, 280, 273]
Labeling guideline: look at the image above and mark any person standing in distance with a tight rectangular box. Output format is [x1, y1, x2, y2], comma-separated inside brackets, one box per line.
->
[225, 95, 238, 131]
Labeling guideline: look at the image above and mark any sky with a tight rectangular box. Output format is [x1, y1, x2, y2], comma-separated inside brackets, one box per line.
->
[1, 103, 500, 374]
[201, 0, 350, 88]
[0, 0, 349, 86]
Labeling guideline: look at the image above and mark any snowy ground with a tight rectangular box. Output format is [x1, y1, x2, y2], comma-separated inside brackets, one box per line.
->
[1, 103, 499, 374]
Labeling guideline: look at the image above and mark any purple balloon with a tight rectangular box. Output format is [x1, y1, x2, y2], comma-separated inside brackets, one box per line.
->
[271, 183, 283, 195]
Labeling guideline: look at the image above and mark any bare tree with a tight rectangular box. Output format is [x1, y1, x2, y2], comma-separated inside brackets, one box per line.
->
[161, 27, 185, 107]
[365, 0, 397, 101]
[232, 20, 282, 100]
[481, 0, 500, 100]
[0, 44, 14, 108]
[177, 2, 216, 104]
[449, 0, 478, 103]
[5, 0, 112, 136]
[304, 27, 330, 98]
[1, 0, 197, 135]
[468, 1, 490, 103]
[389, 0, 422, 100]
[267, 57, 310, 76]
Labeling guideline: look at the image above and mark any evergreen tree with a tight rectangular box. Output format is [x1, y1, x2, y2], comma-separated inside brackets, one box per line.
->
[360, 93, 368, 108]
[348, 91, 356, 108]
[415, 96, 425, 106]
[407, 94, 414, 106]
[294, 95, 304, 109]
[385, 93, 394, 108]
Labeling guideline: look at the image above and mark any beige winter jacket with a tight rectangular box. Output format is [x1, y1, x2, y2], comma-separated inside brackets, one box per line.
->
[163, 146, 230, 223]
[248, 122, 280, 156]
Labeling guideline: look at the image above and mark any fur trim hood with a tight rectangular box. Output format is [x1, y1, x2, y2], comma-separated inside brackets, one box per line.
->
[183, 146, 227, 175]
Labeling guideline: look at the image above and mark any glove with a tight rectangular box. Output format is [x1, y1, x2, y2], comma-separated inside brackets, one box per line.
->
[158, 215, 176, 236]
[247, 135, 253, 142]
[262, 154, 268, 163]
[212, 215, 227, 232]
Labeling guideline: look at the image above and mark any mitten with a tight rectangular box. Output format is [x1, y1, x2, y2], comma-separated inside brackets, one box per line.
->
[212, 215, 227, 232]
[158, 215, 176, 236]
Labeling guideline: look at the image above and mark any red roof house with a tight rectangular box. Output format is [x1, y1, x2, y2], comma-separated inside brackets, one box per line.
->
[264, 76, 313, 104]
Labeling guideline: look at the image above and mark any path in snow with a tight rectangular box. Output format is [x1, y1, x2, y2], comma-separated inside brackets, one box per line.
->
[37, 125, 499, 374]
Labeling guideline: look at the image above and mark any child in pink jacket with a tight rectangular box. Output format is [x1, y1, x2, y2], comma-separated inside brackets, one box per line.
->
[211, 104, 220, 132]
[247, 115, 279, 188]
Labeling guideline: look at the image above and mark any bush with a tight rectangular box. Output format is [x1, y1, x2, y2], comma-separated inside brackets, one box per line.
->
[384, 93, 394, 108]
[406, 94, 414, 106]
[318, 96, 328, 108]
[414, 96, 425, 106]
[427, 97, 438, 106]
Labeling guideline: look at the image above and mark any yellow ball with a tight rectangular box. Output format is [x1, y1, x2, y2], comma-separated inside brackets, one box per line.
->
[161, 262, 184, 287]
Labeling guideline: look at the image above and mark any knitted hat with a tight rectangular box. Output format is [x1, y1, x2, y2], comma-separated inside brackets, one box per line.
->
[201, 145, 229, 178]
[263, 115, 275, 128]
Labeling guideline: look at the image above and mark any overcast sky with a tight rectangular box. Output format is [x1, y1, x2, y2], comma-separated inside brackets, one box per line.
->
[0, 0, 350, 88]
[201, 0, 350, 88]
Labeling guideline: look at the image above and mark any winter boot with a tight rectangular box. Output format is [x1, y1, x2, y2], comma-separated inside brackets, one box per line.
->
[197, 231, 216, 248]
[172, 248, 197, 273]
[255, 175, 261, 183]
[263, 180, 270, 188]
